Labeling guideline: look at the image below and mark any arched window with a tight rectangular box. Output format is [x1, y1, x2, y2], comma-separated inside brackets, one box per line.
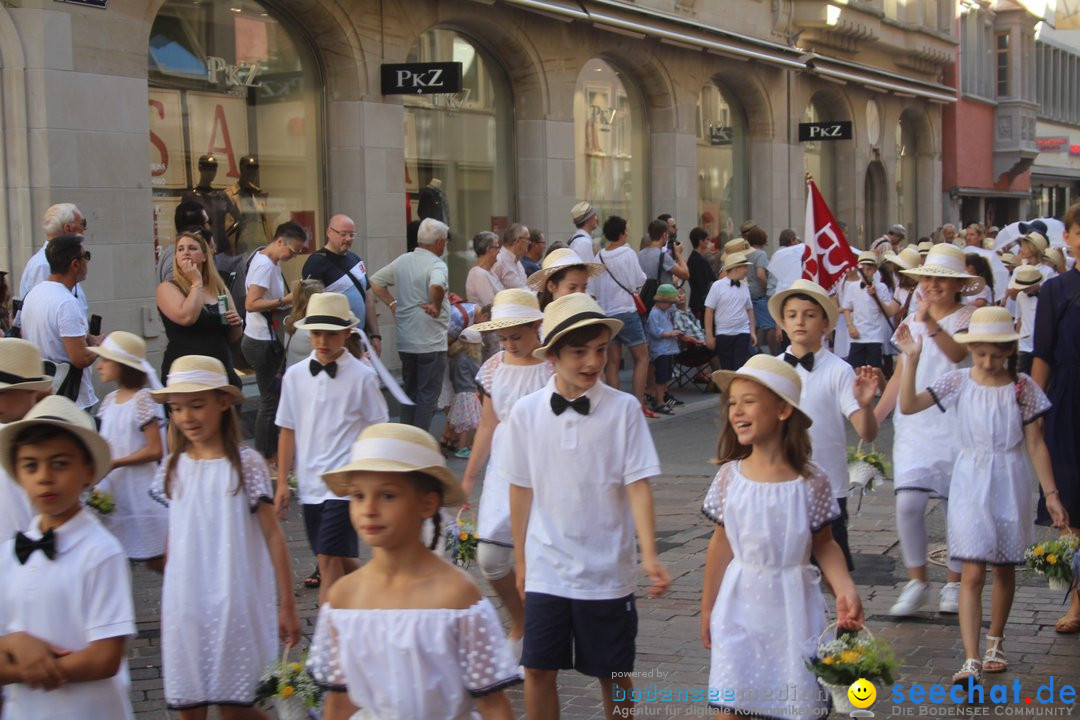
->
[148, 0, 323, 261]
[574, 59, 647, 241]
[405, 29, 514, 290]
[697, 82, 748, 244]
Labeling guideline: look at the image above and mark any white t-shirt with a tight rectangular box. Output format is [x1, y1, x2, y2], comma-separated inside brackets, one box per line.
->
[0, 509, 135, 719]
[843, 280, 894, 342]
[963, 284, 994, 306]
[276, 350, 389, 504]
[0, 461, 32, 541]
[500, 377, 661, 600]
[1016, 289, 1037, 354]
[704, 277, 752, 335]
[594, 245, 647, 316]
[767, 243, 806, 293]
[243, 251, 286, 341]
[568, 230, 596, 263]
[781, 347, 862, 499]
[21, 280, 96, 408]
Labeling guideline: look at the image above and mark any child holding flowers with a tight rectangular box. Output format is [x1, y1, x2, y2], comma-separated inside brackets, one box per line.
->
[897, 306, 1068, 685]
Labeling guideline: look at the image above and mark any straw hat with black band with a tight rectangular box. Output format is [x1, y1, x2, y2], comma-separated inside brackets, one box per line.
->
[532, 293, 623, 360]
[526, 248, 603, 292]
[0, 338, 53, 393]
[0, 395, 113, 483]
[767, 278, 838, 329]
[721, 250, 751, 270]
[322, 423, 465, 505]
[900, 244, 986, 296]
[293, 292, 360, 332]
[1009, 265, 1043, 291]
[470, 288, 544, 332]
[710, 354, 812, 426]
[150, 355, 245, 404]
[952, 306, 1023, 344]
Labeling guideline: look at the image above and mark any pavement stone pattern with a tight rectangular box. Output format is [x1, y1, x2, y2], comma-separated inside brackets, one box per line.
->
[126, 386, 1078, 719]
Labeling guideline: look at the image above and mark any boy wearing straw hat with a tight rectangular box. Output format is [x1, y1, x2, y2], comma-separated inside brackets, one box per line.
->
[1008, 265, 1042, 375]
[644, 284, 681, 416]
[0, 339, 53, 542]
[502, 293, 671, 719]
[0, 395, 135, 719]
[704, 251, 755, 371]
[842, 251, 899, 370]
[275, 292, 389, 603]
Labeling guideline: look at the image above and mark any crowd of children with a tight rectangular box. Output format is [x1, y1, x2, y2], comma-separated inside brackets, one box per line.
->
[0, 207, 1077, 719]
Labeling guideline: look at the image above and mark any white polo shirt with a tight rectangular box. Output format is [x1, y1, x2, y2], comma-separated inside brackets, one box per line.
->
[843, 280, 893, 343]
[243, 251, 286, 341]
[780, 347, 862, 499]
[500, 377, 661, 600]
[1016, 289, 1038, 354]
[0, 465, 32, 541]
[0, 509, 135, 719]
[276, 350, 389, 504]
[704, 277, 752, 335]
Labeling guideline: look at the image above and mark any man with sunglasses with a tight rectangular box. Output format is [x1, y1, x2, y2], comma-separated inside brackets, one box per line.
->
[16, 204, 90, 327]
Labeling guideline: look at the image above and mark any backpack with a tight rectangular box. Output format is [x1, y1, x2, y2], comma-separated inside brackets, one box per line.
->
[639, 249, 665, 313]
[224, 246, 265, 320]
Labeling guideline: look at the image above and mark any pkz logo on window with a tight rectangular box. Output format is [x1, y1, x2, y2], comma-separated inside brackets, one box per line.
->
[381, 63, 463, 95]
[799, 121, 854, 142]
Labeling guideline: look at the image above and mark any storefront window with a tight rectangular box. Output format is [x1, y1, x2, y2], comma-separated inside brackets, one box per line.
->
[896, 114, 919, 239]
[574, 59, 647, 244]
[148, 0, 323, 267]
[404, 29, 514, 292]
[696, 82, 747, 245]
[803, 100, 837, 205]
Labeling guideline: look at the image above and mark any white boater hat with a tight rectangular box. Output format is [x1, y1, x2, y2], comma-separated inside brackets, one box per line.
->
[953, 306, 1023, 344]
[710, 354, 812, 426]
[293, 292, 360, 332]
[900, 244, 986, 296]
[470, 288, 545, 332]
[0, 395, 113, 482]
[151, 355, 244, 404]
[533, 293, 623, 359]
[526, 248, 603, 291]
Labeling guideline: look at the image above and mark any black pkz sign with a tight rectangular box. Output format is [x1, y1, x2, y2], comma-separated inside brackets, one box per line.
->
[381, 63, 463, 95]
[798, 121, 853, 142]
[55, 0, 108, 6]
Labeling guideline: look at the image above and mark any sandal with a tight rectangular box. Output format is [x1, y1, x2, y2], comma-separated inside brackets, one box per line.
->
[952, 658, 982, 686]
[983, 636, 1006, 673]
[651, 404, 674, 416]
[1055, 615, 1080, 634]
[642, 406, 658, 419]
[304, 567, 321, 589]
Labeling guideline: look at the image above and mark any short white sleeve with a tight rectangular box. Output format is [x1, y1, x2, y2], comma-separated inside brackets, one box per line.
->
[836, 363, 861, 420]
[134, 389, 159, 430]
[149, 461, 170, 507]
[428, 260, 449, 290]
[702, 463, 736, 525]
[927, 369, 968, 412]
[240, 447, 273, 511]
[306, 604, 347, 691]
[245, 252, 280, 292]
[622, 401, 661, 484]
[876, 281, 894, 304]
[275, 365, 299, 430]
[357, 368, 391, 426]
[57, 296, 88, 338]
[501, 404, 532, 488]
[1017, 374, 1052, 424]
[806, 464, 841, 532]
[476, 352, 502, 396]
[457, 600, 524, 696]
[83, 550, 136, 642]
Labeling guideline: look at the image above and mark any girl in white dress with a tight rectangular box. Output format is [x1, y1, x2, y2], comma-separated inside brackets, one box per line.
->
[91, 331, 167, 571]
[896, 307, 1068, 685]
[308, 423, 521, 720]
[701, 355, 863, 719]
[461, 288, 549, 653]
[149, 355, 300, 719]
[875, 244, 981, 617]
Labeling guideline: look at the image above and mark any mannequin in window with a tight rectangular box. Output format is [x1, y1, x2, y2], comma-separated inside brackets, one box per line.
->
[225, 154, 273, 255]
[183, 154, 240, 256]
[418, 177, 449, 226]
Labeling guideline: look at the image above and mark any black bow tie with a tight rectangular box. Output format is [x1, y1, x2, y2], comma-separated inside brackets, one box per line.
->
[860, 281, 867, 289]
[784, 352, 815, 372]
[550, 393, 590, 416]
[15, 529, 56, 565]
[730, 280, 741, 288]
[309, 360, 338, 378]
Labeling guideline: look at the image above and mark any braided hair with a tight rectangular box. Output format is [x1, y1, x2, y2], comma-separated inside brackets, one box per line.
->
[407, 471, 446, 551]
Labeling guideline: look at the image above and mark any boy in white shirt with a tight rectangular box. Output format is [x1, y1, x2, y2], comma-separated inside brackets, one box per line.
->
[275, 292, 389, 603]
[0, 339, 52, 542]
[703, 251, 755, 370]
[770, 279, 880, 570]
[1008, 265, 1042, 375]
[0, 395, 135, 719]
[503, 293, 670, 719]
[842, 252, 899, 369]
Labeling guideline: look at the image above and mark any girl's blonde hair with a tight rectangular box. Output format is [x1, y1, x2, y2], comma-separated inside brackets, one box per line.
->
[171, 231, 229, 297]
[164, 394, 245, 498]
[285, 278, 325, 336]
[713, 382, 813, 476]
[449, 335, 483, 364]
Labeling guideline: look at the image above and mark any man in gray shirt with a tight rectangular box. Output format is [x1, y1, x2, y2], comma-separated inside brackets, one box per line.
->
[637, 218, 689, 288]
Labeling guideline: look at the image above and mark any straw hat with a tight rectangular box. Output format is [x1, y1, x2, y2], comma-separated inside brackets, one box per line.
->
[526, 248, 603, 291]
[1001, 252, 1018, 268]
[151, 355, 244, 403]
[710, 355, 812, 426]
[88, 331, 150, 373]
[293, 292, 359, 332]
[571, 201, 597, 225]
[321, 423, 465, 505]
[470, 288, 544, 332]
[767, 278, 838, 328]
[953, 306, 1023, 344]
[722, 251, 751, 269]
[723, 238, 751, 255]
[1009, 265, 1043, 291]
[0, 338, 52, 393]
[533, 293, 623, 359]
[0, 395, 112, 482]
[900, 244, 986, 296]
[1044, 247, 1066, 273]
[1020, 232, 1048, 254]
[917, 241, 932, 255]
[857, 251, 878, 267]
[883, 247, 920, 271]
[653, 284, 678, 303]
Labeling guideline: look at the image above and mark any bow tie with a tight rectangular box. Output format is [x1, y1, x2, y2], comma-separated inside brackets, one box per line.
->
[860, 282, 867, 289]
[730, 280, 741, 288]
[550, 393, 590, 416]
[309, 360, 338, 378]
[15, 529, 56, 565]
[784, 352, 815, 372]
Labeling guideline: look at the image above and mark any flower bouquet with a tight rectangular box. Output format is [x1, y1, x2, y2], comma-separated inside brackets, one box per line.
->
[86, 488, 115, 516]
[444, 508, 478, 569]
[1024, 535, 1080, 592]
[847, 443, 889, 493]
[806, 624, 898, 715]
[255, 650, 322, 720]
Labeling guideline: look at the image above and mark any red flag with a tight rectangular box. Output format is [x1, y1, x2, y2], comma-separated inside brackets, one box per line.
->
[802, 178, 858, 292]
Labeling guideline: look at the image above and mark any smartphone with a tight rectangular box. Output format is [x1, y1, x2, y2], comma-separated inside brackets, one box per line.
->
[89, 314, 102, 335]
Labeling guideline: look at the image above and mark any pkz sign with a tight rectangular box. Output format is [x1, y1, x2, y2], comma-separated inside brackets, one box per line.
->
[798, 121, 853, 142]
[381, 63, 463, 95]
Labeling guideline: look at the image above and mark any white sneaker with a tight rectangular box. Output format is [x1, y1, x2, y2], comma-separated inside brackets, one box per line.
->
[939, 582, 960, 614]
[889, 580, 930, 616]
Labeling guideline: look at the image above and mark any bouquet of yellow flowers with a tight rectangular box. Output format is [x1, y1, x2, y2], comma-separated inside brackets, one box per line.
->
[847, 444, 889, 492]
[1024, 536, 1080, 591]
[444, 509, 478, 568]
[86, 488, 115, 515]
[255, 650, 322, 719]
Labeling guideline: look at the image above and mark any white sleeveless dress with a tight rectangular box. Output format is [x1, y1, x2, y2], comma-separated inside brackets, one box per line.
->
[474, 352, 552, 546]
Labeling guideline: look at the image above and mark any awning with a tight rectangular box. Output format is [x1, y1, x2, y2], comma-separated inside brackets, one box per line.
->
[950, 187, 1036, 199]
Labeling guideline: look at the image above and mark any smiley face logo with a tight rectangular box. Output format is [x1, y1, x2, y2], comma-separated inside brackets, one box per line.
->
[848, 678, 876, 709]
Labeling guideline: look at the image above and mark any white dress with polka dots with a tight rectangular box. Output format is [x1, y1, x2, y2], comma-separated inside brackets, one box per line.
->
[474, 352, 552, 546]
[306, 599, 523, 719]
[928, 371, 1052, 564]
[151, 446, 276, 709]
[702, 461, 839, 719]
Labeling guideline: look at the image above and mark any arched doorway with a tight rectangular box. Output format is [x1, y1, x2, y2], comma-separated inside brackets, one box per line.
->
[864, 161, 888, 243]
[697, 81, 748, 245]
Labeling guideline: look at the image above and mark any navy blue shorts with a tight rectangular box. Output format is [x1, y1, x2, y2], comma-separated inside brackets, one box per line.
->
[652, 354, 675, 384]
[302, 500, 358, 558]
[522, 592, 637, 677]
